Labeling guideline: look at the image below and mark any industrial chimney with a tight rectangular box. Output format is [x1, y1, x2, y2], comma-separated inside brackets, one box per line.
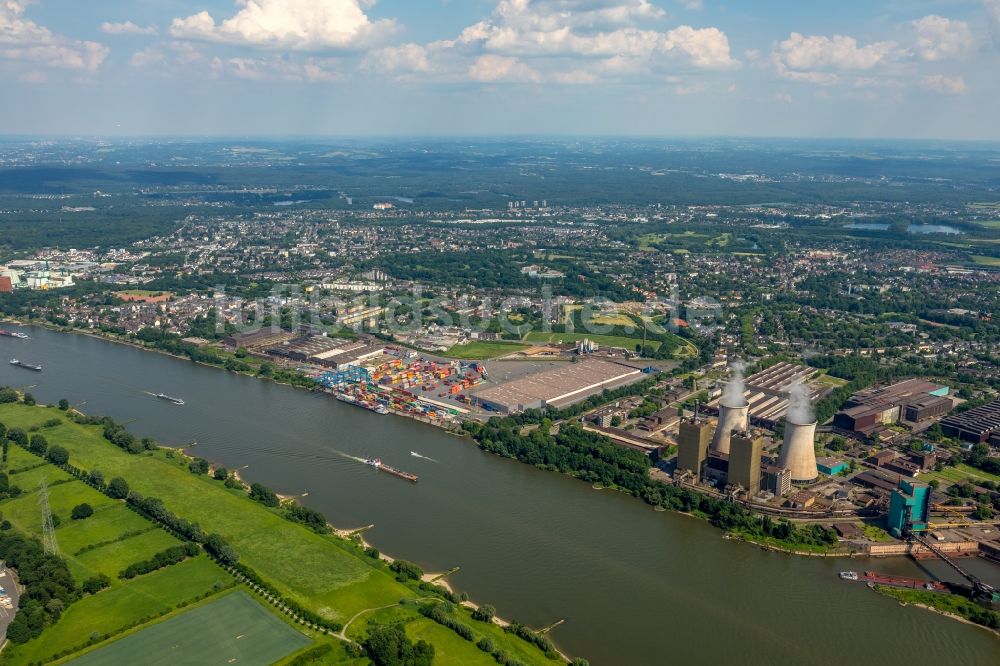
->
[778, 419, 818, 483]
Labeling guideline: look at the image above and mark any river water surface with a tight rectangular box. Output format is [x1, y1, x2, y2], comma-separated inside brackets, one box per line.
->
[1, 326, 997, 665]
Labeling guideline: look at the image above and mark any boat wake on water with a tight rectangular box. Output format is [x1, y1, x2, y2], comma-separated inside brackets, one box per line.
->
[410, 451, 438, 463]
[328, 449, 370, 465]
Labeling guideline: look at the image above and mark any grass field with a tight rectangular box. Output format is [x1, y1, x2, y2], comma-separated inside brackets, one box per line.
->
[861, 523, 893, 543]
[75, 529, 183, 580]
[444, 341, 531, 359]
[873, 585, 1000, 630]
[55, 505, 156, 556]
[406, 619, 497, 666]
[921, 463, 1000, 487]
[6, 444, 74, 489]
[971, 255, 1000, 266]
[347, 604, 556, 666]
[1, 449, 181, 587]
[1, 478, 116, 530]
[68, 591, 310, 666]
[3, 557, 230, 665]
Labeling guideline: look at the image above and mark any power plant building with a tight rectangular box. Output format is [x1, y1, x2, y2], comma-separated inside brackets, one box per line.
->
[711, 401, 749, 454]
[778, 419, 818, 483]
[762, 465, 791, 496]
[703, 452, 729, 486]
[676, 417, 713, 482]
[728, 431, 763, 496]
[888, 480, 931, 537]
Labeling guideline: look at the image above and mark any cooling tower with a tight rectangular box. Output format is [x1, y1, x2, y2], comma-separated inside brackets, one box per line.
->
[778, 420, 818, 483]
[711, 401, 749, 455]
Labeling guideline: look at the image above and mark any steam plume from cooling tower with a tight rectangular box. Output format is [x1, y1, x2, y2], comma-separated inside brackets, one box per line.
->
[721, 360, 747, 408]
[786, 381, 815, 425]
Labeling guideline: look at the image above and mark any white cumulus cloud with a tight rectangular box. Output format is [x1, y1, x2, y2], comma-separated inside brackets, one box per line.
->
[0, 0, 109, 70]
[920, 73, 967, 94]
[101, 21, 158, 36]
[363, 0, 737, 84]
[912, 15, 973, 61]
[773, 32, 899, 72]
[455, 0, 736, 69]
[468, 54, 541, 82]
[170, 0, 397, 50]
[363, 43, 432, 75]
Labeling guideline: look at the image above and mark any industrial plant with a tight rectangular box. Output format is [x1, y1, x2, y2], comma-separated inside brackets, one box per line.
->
[676, 364, 821, 499]
[777, 383, 820, 483]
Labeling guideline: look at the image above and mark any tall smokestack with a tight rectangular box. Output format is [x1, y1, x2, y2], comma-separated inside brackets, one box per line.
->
[778, 382, 818, 482]
[711, 361, 749, 454]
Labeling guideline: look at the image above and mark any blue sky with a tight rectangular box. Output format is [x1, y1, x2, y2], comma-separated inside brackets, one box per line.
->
[2, 0, 999, 138]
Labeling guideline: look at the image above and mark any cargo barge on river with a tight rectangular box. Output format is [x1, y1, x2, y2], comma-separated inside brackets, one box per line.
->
[9, 358, 42, 371]
[336, 392, 389, 415]
[365, 457, 418, 482]
[840, 571, 948, 592]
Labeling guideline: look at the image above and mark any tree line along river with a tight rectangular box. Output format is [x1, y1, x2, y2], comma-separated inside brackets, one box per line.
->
[1, 325, 998, 666]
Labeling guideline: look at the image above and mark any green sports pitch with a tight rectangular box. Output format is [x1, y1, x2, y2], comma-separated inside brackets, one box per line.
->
[68, 592, 311, 666]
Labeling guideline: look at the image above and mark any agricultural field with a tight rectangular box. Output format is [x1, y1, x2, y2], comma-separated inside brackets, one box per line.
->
[4, 445, 73, 489]
[445, 341, 531, 360]
[67, 592, 310, 666]
[0, 439, 237, 665]
[0, 403, 559, 666]
[3, 557, 231, 665]
[971, 255, 1000, 266]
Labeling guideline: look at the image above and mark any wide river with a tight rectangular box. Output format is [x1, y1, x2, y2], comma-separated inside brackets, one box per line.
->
[2, 326, 997, 665]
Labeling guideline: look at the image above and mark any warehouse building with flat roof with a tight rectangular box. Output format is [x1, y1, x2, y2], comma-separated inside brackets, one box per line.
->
[472, 360, 644, 414]
[833, 378, 951, 435]
[266, 335, 384, 369]
[941, 399, 1000, 444]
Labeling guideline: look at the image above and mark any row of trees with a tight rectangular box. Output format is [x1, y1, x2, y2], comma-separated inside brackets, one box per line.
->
[119, 543, 200, 580]
[464, 414, 836, 549]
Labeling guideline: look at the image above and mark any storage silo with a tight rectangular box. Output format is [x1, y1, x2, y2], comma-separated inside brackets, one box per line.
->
[711, 401, 749, 455]
[778, 419, 818, 483]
